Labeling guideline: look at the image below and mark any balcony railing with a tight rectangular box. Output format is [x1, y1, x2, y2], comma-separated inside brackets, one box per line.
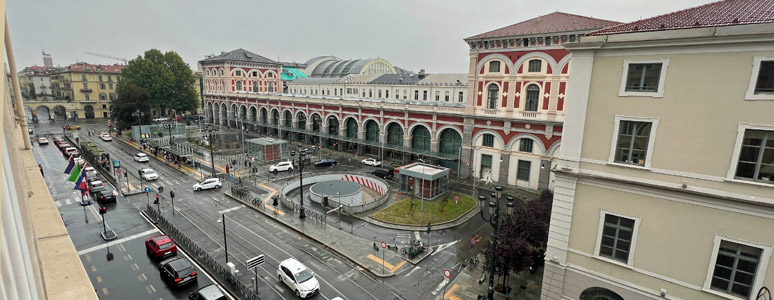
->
[80, 88, 92, 92]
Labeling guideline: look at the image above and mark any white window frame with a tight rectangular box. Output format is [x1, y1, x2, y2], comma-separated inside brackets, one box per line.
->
[725, 123, 774, 184]
[593, 210, 641, 267]
[702, 235, 771, 300]
[608, 115, 660, 169]
[745, 56, 774, 101]
[618, 58, 669, 98]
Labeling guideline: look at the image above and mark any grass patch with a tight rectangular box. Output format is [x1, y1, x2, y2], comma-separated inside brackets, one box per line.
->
[371, 193, 476, 225]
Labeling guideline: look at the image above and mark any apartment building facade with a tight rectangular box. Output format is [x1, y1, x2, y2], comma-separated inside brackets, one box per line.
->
[542, 1, 774, 299]
[49, 63, 124, 119]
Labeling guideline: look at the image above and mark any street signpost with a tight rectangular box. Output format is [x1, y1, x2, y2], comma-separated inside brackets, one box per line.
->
[246, 255, 265, 293]
[144, 187, 151, 204]
[381, 241, 387, 275]
[443, 269, 451, 296]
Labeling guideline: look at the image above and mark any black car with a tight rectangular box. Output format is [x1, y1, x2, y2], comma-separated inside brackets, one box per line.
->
[372, 167, 394, 179]
[160, 257, 198, 287]
[96, 189, 117, 203]
[314, 158, 338, 167]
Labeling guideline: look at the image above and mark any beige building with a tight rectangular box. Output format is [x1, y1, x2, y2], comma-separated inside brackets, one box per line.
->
[49, 63, 124, 119]
[542, 1, 774, 300]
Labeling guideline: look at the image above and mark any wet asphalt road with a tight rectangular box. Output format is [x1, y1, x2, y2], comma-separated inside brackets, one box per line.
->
[30, 119, 497, 300]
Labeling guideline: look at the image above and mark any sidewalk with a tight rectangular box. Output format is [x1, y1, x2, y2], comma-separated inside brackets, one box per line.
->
[438, 261, 543, 300]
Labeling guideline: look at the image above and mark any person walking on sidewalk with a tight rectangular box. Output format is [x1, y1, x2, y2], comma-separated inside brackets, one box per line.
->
[225, 164, 230, 175]
[38, 164, 44, 176]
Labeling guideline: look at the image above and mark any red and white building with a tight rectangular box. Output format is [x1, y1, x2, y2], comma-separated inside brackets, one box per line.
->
[199, 13, 620, 191]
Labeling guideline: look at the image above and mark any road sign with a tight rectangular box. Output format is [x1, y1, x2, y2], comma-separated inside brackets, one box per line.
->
[116, 168, 121, 174]
[246, 254, 265, 269]
[381, 242, 387, 249]
[470, 237, 477, 245]
[113, 160, 120, 168]
[144, 187, 151, 193]
[229, 174, 234, 178]
[466, 161, 470, 166]
[444, 269, 451, 279]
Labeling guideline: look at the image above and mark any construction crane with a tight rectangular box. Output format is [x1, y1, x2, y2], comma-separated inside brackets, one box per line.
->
[85, 52, 128, 64]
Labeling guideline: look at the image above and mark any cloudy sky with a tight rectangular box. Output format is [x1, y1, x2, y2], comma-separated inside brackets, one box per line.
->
[8, 0, 713, 73]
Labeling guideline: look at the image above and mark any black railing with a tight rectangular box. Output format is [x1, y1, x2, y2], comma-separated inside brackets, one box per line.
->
[144, 205, 261, 300]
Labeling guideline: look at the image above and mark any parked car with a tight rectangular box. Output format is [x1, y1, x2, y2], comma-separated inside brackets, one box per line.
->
[361, 158, 381, 167]
[84, 167, 100, 182]
[100, 134, 112, 141]
[64, 147, 79, 157]
[188, 284, 226, 300]
[159, 256, 197, 287]
[134, 153, 150, 162]
[314, 158, 337, 167]
[277, 258, 320, 298]
[145, 234, 177, 259]
[57, 142, 71, 150]
[96, 189, 117, 204]
[140, 168, 159, 181]
[38, 137, 49, 145]
[193, 178, 221, 191]
[270, 161, 294, 173]
[65, 125, 81, 130]
[372, 167, 395, 180]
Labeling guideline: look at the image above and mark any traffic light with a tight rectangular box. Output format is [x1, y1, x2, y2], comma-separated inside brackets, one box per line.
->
[153, 194, 159, 204]
[170, 190, 175, 200]
[99, 206, 107, 215]
[138, 169, 142, 176]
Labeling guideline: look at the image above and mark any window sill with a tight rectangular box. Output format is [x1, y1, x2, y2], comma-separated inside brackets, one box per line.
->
[725, 177, 774, 188]
[618, 90, 664, 98]
[744, 94, 774, 101]
[593, 255, 634, 270]
[607, 161, 651, 171]
[700, 288, 747, 300]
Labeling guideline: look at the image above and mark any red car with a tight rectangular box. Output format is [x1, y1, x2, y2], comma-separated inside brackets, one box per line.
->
[145, 235, 177, 259]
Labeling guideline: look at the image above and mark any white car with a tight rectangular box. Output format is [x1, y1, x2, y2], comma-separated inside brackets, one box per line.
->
[193, 178, 222, 191]
[100, 134, 112, 141]
[361, 158, 381, 167]
[140, 168, 158, 181]
[277, 258, 319, 298]
[153, 117, 170, 122]
[269, 161, 294, 173]
[134, 153, 149, 162]
[38, 137, 49, 145]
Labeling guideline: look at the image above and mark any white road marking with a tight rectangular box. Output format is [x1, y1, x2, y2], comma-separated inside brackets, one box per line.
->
[77, 229, 159, 255]
[55, 200, 62, 207]
[404, 266, 421, 277]
[431, 278, 449, 295]
[217, 205, 244, 214]
[430, 240, 458, 256]
[149, 284, 156, 292]
[65, 199, 71, 206]
[414, 231, 421, 241]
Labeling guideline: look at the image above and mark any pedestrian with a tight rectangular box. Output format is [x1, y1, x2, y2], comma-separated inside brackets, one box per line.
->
[38, 164, 43, 176]
[244, 160, 248, 168]
[225, 164, 230, 175]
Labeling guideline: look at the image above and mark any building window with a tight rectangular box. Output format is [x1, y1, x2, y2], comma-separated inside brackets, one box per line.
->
[519, 139, 534, 153]
[486, 84, 499, 109]
[747, 57, 774, 100]
[378, 90, 382, 98]
[709, 239, 763, 298]
[545, 36, 552, 45]
[236, 81, 243, 91]
[528, 60, 542, 72]
[458, 91, 464, 102]
[481, 154, 492, 168]
[206, 70, 210, 76]
[482, 134, 494, 147]
[83, 83, 88, 89]
[81, 75, 87, 81]
[109, 93, 116, 100]
[369, 89, 373, 98]
[734, 129, 774, 183]
[99, 94, 106, 100]
[569, 35, 577, 42]
[612, 120, 654, 166]
[98, 75, 103, 82]
[85, 93, 90, 100]
[489, 61, 500, 73]
[235, 70, 242, 76]
[385, 90, 389, 98]
[597, 213, 637, 264]
[525, 85, 540, 111]
[423, 90, 428, 101]
[102, 104, 107, 109]
[619, 59, 669, 97]
[253, 81, 259, 92]
[268, 82, 274, 93]
[100, 83, 106, 89]
[109, 83, 113, 90]
[435, 91, 440, 101]
[516, 160, 531, 181]
[220, 69, 224, 76]
[267, 72, 274, 78]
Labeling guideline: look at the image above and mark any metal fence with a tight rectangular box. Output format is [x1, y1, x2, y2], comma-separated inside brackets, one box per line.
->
[144, 205, 262, 300]
[229, 185, 265, 210]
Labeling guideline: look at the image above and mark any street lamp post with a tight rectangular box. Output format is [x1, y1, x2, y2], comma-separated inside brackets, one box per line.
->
[204, 125, 218, 177]
[478, 186, 514, 300]
[291, 146, 310, 219]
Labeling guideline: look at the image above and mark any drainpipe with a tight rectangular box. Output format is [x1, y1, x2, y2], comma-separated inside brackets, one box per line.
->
[5, 16, 32, 149]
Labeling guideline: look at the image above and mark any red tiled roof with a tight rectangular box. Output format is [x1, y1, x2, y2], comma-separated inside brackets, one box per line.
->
[589, 0, 774, 36]
[68, 63, 125, 74]
[466, 12, 621, 40]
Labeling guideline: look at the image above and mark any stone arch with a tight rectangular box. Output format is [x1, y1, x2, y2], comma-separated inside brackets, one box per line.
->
[207, 102, 214, 123]
[283, 110, 292, 127]
[327, 115, 340, 135]
[52, 105, 66, 120]
[239, 105, 247, 121]
[386, 122, 404, 146]
[364, 119, 380, 142]
[475, 53, 514, 75]
[260, 107, 268, 123]
[556, 54, 572, 76]
[547, 141, 561, 157]
[230, 104, 238, 119]
[435, 125, 463, 141]
[271, 109, 279, 125]
[220, 103, 227, 126]
[473, 130, 505, 150]
[310, 113, 323, 132]
[345, 117, 358, 138]
[438, 128, 462, 156]
[408, 122, 432, 136]
[296, 111, 307, 129]
[35, 105, 51, 120]
[579, 287, 624, 300]
[249, 106, 257, 122]
[513, 52, 559, 75]
[360, 117, 380, 129]
[213, 103, 220, 125]
[411, 125, 431, 151]
[84, 105, 95, 119]
[507, 133, 547, 155]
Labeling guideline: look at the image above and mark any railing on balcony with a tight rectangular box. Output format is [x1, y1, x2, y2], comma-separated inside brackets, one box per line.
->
[80, 88, 92, 92]
[521, 111, 538, 118]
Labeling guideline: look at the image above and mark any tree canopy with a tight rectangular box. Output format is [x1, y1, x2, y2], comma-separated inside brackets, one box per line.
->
[116, 49, 199, 116]
[111, 83, 151, 130]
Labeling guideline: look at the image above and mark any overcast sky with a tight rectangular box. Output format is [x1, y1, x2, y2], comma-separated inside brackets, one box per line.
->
[8, 0, 713, 73]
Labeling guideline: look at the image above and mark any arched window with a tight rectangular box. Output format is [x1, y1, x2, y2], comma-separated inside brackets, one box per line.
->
[253, 81, 259, 92]
[487, 84, 499, 109]
[525, 84, 540, 111]
[268, 82, 275, 93]
[206, 70, 210, 76]
[579, 287, 624, 300]
[220, 69, 224, 76]
[236, 81, 243, 91]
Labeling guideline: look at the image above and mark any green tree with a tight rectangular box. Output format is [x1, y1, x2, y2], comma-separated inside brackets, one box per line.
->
[111, 83, 151, 131]
[117, 49, 199, 116]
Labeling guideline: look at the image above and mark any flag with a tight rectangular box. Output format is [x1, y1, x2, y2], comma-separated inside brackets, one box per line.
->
[68, 164, 82, 182]
[74, 171, 87, 191]
[63, 156, 75, 174]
